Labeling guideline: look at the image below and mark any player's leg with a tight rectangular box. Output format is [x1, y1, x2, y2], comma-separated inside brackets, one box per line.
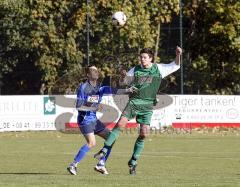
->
[128, 110, 152, 175]
[74, 133, 96, 163]
[128, 124, 149, 175]
[94, 116, 128, 159]
[67, 120, 96, 175]
[93, 121, 113, 174]
[96, 127, 113, 162]
[67, 133, 96, 175]
[94, 101, 135, 159]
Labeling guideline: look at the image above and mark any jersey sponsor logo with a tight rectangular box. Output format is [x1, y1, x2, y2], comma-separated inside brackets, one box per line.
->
[136, 76, 153, 84]
[87, 95, 99, 103]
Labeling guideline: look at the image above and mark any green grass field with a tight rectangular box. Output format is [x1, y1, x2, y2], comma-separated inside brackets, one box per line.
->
[0, 131, 239, 187]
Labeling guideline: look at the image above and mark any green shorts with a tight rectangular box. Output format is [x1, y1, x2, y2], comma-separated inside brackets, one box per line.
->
[121, 100, 153, 125]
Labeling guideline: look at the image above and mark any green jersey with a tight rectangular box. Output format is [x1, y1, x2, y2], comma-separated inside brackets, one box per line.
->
[121, 61, 180, 124]
[131, 63, 161, 103]
[126, 61, 180, 106]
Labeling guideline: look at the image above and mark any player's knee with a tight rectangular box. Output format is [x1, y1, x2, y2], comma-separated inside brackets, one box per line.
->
[87, 141, 96, 148]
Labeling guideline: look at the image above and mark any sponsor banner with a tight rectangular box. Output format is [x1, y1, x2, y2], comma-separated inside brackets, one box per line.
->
[0, 95, 75, 132]
[0, 95, 239, 132]
[172, 123, 240, 128]
[153, 95, 240, 129]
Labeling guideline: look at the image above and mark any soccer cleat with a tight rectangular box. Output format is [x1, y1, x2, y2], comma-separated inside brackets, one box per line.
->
[128, 161, 137, 175]
[94, 150, 106, 160]
[129, 164, 137, 175]
[67, 165, 77, 175]
[94, 165, 109, 175]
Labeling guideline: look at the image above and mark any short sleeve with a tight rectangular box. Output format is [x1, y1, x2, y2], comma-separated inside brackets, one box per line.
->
[126, 67, 135, 76]
[157, 61, 180, 79]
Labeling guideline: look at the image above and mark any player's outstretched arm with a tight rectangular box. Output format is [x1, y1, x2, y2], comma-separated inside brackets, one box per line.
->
[156, 46, 182, 78]
[175, 46, 182, 65]
[118, 67, 128, 86]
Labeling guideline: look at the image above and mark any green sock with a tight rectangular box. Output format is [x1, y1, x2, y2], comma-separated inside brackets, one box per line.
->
[130, 137, 145, 165]
[103, 127, 121, 153]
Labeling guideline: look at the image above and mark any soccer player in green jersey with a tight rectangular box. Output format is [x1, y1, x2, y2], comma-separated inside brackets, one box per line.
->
[95, 46, 182, 175]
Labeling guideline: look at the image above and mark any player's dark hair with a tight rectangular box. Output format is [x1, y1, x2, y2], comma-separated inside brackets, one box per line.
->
[140, 48, 154, 62]
[85, 65, 97, 74]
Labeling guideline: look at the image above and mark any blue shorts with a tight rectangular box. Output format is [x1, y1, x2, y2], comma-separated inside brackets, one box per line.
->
[77, 114, 106, 135]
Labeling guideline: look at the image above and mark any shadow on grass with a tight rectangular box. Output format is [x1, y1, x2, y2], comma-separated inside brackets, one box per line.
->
[0, 172, 53, 175]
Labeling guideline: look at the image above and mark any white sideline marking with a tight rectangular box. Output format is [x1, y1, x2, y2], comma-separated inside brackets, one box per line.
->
[62, 151, 240, 160]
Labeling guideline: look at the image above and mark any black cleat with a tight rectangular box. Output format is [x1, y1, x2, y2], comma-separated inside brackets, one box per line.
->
[128, 161, 137, 175]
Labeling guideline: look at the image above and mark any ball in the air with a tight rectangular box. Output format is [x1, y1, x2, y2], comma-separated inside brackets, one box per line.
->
[112, 11, 127, 26]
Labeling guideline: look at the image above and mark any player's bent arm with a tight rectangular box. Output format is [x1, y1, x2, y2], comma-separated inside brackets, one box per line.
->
[76, 105, 98, 112]
[115, 86, 138, 94]
[75, 84, 97, 111]
[157, 46, 182, 78]
[118, 76, 127, 86]
[175, 54, 180, 65]
[118, 67, 135, 86]
[75, 97, 98, 111]
[119, 76, 134, 86]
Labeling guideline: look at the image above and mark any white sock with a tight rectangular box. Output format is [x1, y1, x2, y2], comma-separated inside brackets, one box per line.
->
[97, 160, 105, 166]
[71, 161, 78, 167]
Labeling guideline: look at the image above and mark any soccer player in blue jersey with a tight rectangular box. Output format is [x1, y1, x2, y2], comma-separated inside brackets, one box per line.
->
[67, 65, 113, 175]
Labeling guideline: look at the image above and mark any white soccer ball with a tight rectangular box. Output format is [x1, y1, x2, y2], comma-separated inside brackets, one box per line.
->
[112, 11, 127, 26]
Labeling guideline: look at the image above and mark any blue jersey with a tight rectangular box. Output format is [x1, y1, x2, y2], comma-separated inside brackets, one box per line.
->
[76, 81, 113, 134]
[76, 81, 112, 118]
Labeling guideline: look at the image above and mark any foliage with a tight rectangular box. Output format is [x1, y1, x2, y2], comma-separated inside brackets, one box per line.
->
[0, 0, 179, 94]
[0, 0, 239, 94]
[183, 0, 240, 94]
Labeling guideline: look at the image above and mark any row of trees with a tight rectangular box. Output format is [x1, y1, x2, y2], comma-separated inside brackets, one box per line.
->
[184, 0, 240, 94]
[0, 0, 239, 95]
